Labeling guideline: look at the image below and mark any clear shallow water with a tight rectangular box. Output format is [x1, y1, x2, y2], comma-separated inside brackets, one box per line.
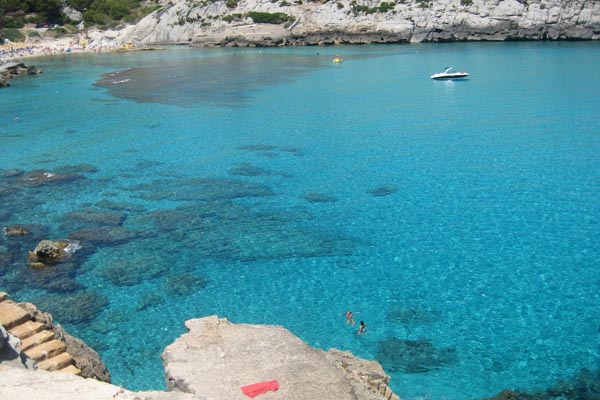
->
[1, 42, 599, 399]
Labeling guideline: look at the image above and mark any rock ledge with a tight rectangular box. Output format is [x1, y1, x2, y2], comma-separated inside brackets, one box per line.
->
[163, 316, 399, 400]
[1, 314, 400, 400]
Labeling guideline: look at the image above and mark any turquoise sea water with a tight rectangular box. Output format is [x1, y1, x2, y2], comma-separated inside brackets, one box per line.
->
[1, 42, 599, 399]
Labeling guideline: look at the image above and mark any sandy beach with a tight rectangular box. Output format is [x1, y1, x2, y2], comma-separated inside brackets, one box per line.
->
[0, 36, 118, 63]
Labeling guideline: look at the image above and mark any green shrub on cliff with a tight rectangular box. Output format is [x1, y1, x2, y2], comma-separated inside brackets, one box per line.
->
[351, 1, 396, 15]
[0, 28, 25, 42]
[83, 0, 141, 27]
[66, 0, 94, 10]
[247, 11, 292, 24]
[222, 13, 244, 23]
[378, 2, 395, 12]
[0, 0, 66, 28]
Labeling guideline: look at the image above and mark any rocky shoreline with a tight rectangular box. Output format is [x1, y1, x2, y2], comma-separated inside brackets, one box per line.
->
[1, 298, 400, 400]
[89, 0, 599, 47]
[0, 62, 42, 88]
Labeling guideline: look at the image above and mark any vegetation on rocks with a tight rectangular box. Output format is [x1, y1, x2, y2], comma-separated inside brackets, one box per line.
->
[0, 0, 162, 30]
[0, 28, 25, 42]
[351, 0, 396, 15]
[247, 11, 292, 24]
[221, 11, 296, 25]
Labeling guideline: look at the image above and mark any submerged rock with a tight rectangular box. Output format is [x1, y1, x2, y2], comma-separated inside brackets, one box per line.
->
[34, 291, 109, 324]
[69, 226, 139, 246]
[375, 337, 457, 374]
[136, 291, 165, 311]
[237, 144, 279, 152]
[99, 255, 170, 287]
[3, 225, 31, 237]
[301, 192, 338, 203]
[367, 185, 399, 197]
[26, 239, 81, 269]
[139, 177, 275, 202]
[162, 273, 207, 296]
[20, 170, 84, 187]
[96, 200, 146, 212]
[66, 208, 127, 227]
[44, 277, 85, 294]
[485, 367, 600, 399]
[139, 201, 354, 262]
[228, 162, 274, 177]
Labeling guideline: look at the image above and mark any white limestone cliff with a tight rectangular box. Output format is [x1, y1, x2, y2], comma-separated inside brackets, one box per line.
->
[90, 0, 600, 46]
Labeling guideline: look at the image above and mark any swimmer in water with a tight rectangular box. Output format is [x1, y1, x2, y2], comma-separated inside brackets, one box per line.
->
[343, 311, 355, 326]
[358, 320, 367, 335]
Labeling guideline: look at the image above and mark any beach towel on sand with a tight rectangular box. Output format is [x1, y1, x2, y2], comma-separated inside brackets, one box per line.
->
[240, 380, 279, 398]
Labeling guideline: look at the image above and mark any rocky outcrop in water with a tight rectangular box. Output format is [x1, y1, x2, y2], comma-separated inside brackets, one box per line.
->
[0, 63, 42, 88]
[163, 316, 399, 400]
[90, 0, 599, 46]
[26, 239, 81, 269]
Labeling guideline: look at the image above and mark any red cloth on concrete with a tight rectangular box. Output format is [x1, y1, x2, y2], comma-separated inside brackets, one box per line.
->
[240, 380, 279, 398]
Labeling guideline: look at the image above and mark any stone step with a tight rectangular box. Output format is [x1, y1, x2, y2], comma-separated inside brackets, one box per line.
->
[0, 292, 7, 302]
[23, 339, 66, 362]
[0, 301, 31, 330]
[36, 352, 74, 372]
[21, 329, 55, 351]
[8, 320, 45, 340]
[57, 364, 82, 376]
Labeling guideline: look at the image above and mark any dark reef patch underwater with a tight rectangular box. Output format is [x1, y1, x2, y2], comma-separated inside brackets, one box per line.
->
[94, 53, 328, 107]
[375, 337, 458, 374]
[485, 368, 600, 400]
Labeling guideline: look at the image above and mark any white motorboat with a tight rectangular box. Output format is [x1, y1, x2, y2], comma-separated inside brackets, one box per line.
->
[430, 67, 469, 80]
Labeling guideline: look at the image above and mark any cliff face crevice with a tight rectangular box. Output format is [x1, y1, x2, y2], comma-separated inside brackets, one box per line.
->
[94, 0, 599, 46]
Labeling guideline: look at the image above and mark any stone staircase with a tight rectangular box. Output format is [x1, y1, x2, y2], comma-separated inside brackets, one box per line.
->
[0, 291, 81, 375]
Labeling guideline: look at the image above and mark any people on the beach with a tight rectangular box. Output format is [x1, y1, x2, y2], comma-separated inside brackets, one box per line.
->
[358, 320, 367, 335]
[0, 37, 119, 63]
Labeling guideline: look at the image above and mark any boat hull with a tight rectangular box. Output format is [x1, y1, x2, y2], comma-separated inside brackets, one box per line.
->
[430, 73, 469, 80]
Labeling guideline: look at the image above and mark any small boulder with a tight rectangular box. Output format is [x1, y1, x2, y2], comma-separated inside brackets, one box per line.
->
[27, 239, 81, 268]
[3, 225, 30, 237]
[21, 170, 84, 187]
[26, 66, 42, 75]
